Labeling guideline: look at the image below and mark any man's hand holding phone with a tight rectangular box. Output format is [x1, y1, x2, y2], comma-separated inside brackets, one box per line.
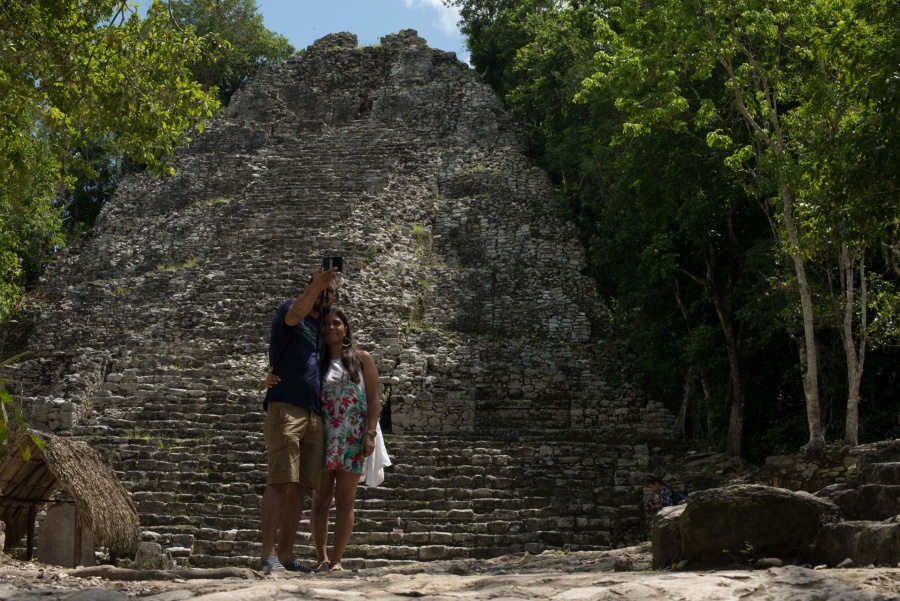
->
[310, 267, 338, 293]
[321, 256, 343, 272]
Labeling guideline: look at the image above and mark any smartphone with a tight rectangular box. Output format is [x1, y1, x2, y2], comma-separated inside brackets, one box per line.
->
[322, 256, 343, 272]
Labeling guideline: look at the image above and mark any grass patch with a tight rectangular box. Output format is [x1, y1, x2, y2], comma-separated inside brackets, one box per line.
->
[157, 257, 198, 272]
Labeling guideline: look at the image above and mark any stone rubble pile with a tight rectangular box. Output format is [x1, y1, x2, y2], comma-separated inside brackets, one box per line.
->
[651, 441, 900, 569]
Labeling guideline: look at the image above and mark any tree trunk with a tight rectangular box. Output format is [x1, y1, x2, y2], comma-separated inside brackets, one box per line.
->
[712, 292, 744, 458]
[781, 186, 825, 447]
[672, 281, 714, 441]
[694, 368, 711, 436]
[719, 47, 824, 449]
[839, 244, 866, 446]
[675, 366, 701, 439]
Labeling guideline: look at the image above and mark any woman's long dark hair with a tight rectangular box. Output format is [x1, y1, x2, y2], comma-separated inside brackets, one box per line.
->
[320, 307, 362, 384]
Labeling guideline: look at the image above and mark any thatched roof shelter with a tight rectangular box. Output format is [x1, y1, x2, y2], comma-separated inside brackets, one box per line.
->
[0, 431, 140, 556]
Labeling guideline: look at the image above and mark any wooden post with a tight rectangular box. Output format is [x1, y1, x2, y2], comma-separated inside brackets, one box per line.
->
[73, 504, 83, 568]
[26, 504, 36, 560]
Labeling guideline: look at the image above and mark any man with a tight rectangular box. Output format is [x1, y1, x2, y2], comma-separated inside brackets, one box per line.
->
[648, 476, 681, 509]
[258, 267, 338, 574]
[721, 466, 739, 481]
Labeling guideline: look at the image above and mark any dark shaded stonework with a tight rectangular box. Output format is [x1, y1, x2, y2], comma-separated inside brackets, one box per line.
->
[4, 31, 676, 567]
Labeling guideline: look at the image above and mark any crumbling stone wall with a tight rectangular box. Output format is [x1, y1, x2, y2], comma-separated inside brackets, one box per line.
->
[7, 30, 674, 441]
[750, 441, 900, 493]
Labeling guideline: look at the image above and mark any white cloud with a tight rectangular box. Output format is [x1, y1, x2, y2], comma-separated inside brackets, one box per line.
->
[403, 0, 462, 36]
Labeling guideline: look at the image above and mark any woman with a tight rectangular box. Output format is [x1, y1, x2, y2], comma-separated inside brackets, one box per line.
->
[266, 308, 379, 572]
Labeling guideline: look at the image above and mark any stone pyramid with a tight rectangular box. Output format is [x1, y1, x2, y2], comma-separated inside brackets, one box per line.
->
[16, 30, 672, 439]
[5, 31, 676, 565]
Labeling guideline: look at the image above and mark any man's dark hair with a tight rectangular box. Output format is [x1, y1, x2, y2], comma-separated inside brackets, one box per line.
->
[648, 476, 664, 485]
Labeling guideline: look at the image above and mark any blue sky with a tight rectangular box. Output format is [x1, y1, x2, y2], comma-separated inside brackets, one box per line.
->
[254, 0, 469, 62]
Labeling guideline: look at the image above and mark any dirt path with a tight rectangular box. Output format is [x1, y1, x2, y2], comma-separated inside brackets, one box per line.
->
[2, 546, 898, 600]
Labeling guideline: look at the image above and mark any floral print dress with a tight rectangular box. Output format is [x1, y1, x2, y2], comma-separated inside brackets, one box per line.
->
[321, 359, 368, 473]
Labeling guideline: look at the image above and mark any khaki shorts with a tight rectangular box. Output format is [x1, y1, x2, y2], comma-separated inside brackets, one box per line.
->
[264, 402, 324, 488]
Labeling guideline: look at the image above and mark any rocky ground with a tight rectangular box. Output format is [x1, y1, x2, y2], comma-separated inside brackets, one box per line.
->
[2, 545, 899, 600]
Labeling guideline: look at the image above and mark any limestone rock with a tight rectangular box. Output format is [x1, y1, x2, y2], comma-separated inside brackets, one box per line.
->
[811, 520, 900, 567]
[855, 462, 900, 486]
[650, 504, 685, 568]
[827, 484, 900, 521]
[679, 484, 838, 566]
[133, 542, 176, 570]
[35, 504, 96, 568]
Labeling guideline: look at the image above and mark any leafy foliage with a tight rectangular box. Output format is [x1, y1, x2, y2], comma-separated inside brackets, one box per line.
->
[167, 0, 296, 105]
[451, 0, 900, 459]
[0, 0, 221, 321]
[0, 351, 44, 461]
[61, 0, 296, 243]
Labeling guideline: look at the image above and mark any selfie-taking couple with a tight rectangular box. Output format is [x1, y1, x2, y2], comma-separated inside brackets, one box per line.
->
[257, 258, 388, 573]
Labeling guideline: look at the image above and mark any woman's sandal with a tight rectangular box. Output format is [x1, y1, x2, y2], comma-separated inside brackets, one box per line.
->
[329, 561, 344, 572]
[314, 560, 331, 573]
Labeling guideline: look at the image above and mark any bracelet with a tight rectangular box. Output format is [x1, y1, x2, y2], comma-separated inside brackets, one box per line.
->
[365, 431, 376, 439]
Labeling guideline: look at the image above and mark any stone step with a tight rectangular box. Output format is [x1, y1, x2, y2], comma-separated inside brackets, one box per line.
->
[78, 431, 651, 564]
[829, 485, 900, 521]
[128, 487, 556, 511]
[812, 520, 900, 567]
[857, 462, 900, 486]
[85, 419, 631, 446]
[143, 516, 614, 554]
[185, 553, 428, 570]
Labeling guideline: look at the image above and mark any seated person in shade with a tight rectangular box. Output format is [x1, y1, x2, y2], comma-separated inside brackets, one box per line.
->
[648, 476, 678, 509]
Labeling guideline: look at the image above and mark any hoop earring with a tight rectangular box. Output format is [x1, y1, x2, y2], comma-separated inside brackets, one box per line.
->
[342, 336, 351, 348]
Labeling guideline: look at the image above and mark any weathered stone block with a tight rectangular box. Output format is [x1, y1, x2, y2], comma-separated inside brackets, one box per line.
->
[829, 485, 900, 521]
[36, 504, 95, 568]
[418, 545, 449, 560]
[811, 520, 900, 567]
[651, 504, 685, 568]
[133, 542, 175, 570]
[679, 485, 838, 566]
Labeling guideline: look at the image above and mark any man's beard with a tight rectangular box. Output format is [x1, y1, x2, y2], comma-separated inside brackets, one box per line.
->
[313, 299, 331, 314]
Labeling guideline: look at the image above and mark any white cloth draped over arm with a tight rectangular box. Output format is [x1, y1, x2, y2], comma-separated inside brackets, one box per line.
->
[360, 422, 391, 487]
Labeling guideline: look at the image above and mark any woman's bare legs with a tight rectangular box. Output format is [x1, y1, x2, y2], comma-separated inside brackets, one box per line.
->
[310, 471, 336, 566]
[330, 470, 361, 566]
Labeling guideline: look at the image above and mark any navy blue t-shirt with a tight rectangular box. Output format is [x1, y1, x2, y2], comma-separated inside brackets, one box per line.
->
[263, 301, 322, 414]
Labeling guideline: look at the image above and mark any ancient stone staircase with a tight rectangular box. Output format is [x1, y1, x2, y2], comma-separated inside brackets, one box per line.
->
[68, 350, 650, 568]
[75, 407, 647, 568]
[813, 445, 900, 567]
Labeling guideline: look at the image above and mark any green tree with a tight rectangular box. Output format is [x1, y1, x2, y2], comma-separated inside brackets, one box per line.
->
[447, 0, 541, 93]
[64, 0, 295, 240]
[581, 0, 900, 450]
[452, 0, 900, 457]
[167, 0, 295, 105]
[0, 0, 220, 320]
[805, 0, 900, 445]
[455, 0, 776, 457]
[0, 351, 44, 461]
